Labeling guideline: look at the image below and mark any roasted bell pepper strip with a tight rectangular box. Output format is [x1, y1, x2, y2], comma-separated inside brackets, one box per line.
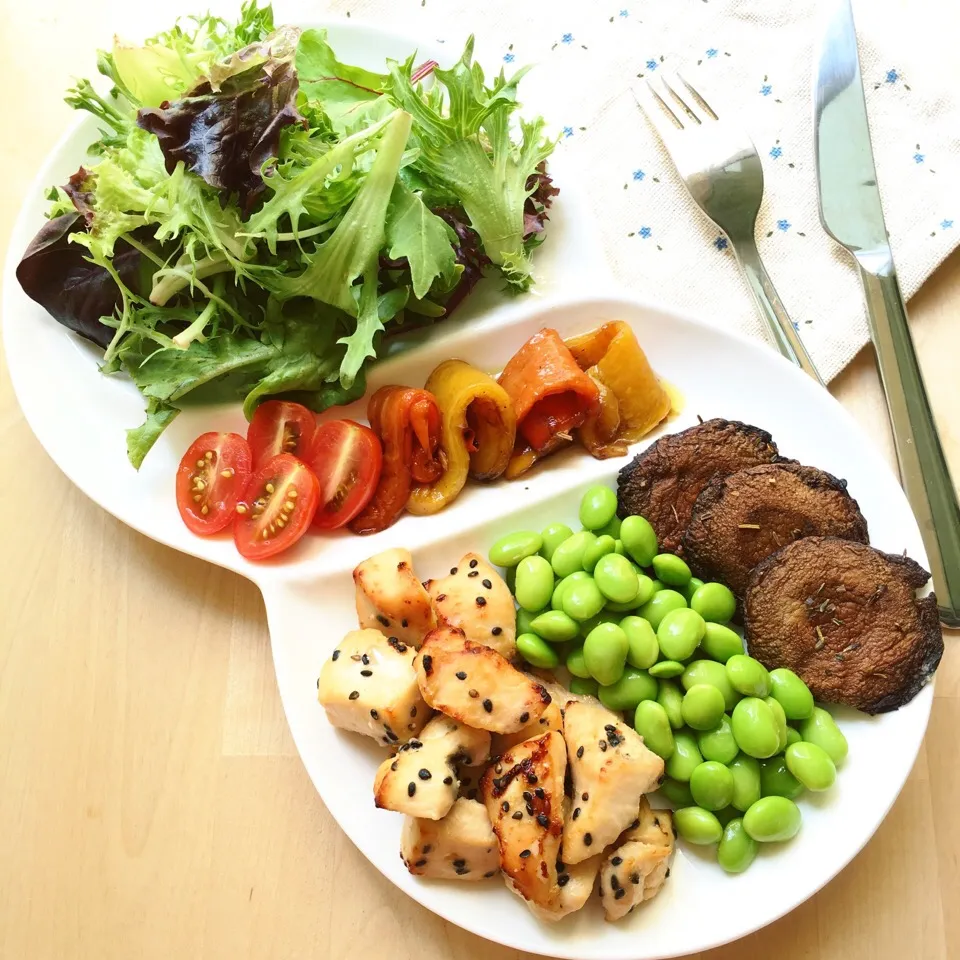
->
[504, 435, 574, 480]
[407, 360, 517, 515]
[497, 327, 600, 453]
[350, 386, 443, 534]
[564, 321, 670, 443]
[577, 373, 629, 459]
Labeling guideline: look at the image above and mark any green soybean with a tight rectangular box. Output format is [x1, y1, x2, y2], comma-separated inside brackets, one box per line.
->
[798, 707, 849, 766]
[658, 777, 693, 807]
[622, 616, 659, 669]
[569, 676, 600, 697]
[768, 668, 815, 720]
[516, 606, 543, 636]
[514, 555, 555, 612]
[728, 754, 762, 812]
[665, 732, 703, 782]
[639, 589, 688, 631]
[690, 760, 735, 811]
[613, 539, 625, 555]
[725, 655, 771, 697]
[598, 515, 622, 539]
[516, 633, 560, 669]
[563, 577, 606, 622]
[489, 530, 542, 567]
[609, 574, 655, 612]
[580, 485, 618, 530]
[682, 660, 740, 710]
[731, 698, 781, 759]
[657, 679, 686, 729]
[652, 553, 692, 587]
[539, 522, 574, 562]
[691, 582, 737, 624]
[682, 684, 726, 731]
[566, 645, 590, 679]
[620, 515, 658, 567]
[785, 726, 802, 748]
[599, 667, 658, 711]
[759, 755, 804, 799]
[649, 659, 685, 679]
[674, 807, 723, 845]
[648, 579, 665, 593]
[764, 696, 789, 752]
[582, 535, 617, 573]
[700, 622, 744, 663]
[657, 607, 706, 661]
[583, 623, 629, 686]
[633, 700, 675, 759]
[551, 570, 589, 611]
[715, 805, 740, 827]
[529, 609, 579, 643]
[551, 531, 597, 578]
[743, 796, 801, 842]
[680, 577, 706, 602]
[718, 818, 758, 874]
[785, 742, 837, 791]
[593, 553, 641, 605]
[697, 714, 739, 764]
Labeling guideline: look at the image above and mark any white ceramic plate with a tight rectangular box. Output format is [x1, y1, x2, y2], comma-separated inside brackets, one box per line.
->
[2, 20, 932, 960]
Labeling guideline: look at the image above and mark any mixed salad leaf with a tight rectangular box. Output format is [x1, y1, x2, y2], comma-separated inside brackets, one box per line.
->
[18, 1, 558, 467]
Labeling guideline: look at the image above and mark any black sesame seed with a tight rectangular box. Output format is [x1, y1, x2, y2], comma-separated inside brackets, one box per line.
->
[410, 706, 417, 717]
[469, 559, 478, 568]
[491, 626, 502, 636]
[421, 654, 433, 674]
[476, 597, 487, 607]
[361, 654, 370, 665]
[401, 618, 408, 628]
[599, 740, 608, 752]
[611, 856, 622, 866]
[422, 845, 432, 854]
[501, 801, 510, 812]
[443, 776, 453, 785]
[557, 874, 570, 887]
[408, 738, 422, 749]
[450, 567, 458, 575]
[539, 718, 548, 725]
[537, 813, 550, 828]
[360, 669, 372, 677]
[453, 859, 466, 869]
[483, 870, 496, 879]
[455, 866, 469, 876]
[584, 833, 593, 846]
[332, 650, 341, 661]
[469, 689, 479, 698]
[526, 773, 538, 784]
[418, 769, 432, 781]
[572, 807, 581, 821]
[605, 724, 616, 735]
[482, 579, 492, 589]
[576, 746, 584, 759]
[665, 868, 671, 879]
[614, 888, 626, 900]
[582, 792, 590, 801]
[556, 858, 565, 872]
[519, 712, 529, 723]
[414, 858, 427, 867]
[377, 614, 390, 627]
[348, 691, 359, 700]
[385, 729, 399, 743]
[390, 761, 399, 771]
[523, 790, 534, 802]
[525, 804, 534, 816]
[456, 671, 467, 680]
[482, 699, 493, 713]
[519, 849, 531, 859]
[370, 709, 379, 719]
[630, 872, 641, 885]
[468, 570, 479, 578]
[512, 811, 523, 820]
[495, 764, 503, 774]
[610, 875, 621, 890]
[407, 782, 416, 797]
[534, 788, 545, 800]
[435, 593, 446, 602]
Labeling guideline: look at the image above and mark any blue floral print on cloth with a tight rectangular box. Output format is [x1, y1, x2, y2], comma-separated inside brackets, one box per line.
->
[312, 0, 960, 381]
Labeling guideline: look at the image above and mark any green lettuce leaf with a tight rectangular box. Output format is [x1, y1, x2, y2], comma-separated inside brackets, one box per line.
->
[126, 400, 180, 469]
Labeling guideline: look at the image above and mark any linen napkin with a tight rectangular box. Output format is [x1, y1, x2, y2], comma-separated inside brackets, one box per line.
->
[299, 0, 960, 382]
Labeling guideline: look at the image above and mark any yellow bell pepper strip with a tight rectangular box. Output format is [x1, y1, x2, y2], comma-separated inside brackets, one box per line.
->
[577, 373, 629, 459]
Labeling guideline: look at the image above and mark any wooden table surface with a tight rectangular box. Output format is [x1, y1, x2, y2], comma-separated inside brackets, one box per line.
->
[1, 3, 958, 959]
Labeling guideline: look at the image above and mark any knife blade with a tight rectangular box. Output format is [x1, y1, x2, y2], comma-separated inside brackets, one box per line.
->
[813, 0, 960, 627]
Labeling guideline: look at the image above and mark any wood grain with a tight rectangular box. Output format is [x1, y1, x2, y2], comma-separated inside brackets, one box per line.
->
[0, 2, 957, 958]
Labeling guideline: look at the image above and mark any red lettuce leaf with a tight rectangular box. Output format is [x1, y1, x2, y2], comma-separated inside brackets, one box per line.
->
[63, 167, 96, 226]
[433, 206, 491, 316]
[523, 161, 559, 238]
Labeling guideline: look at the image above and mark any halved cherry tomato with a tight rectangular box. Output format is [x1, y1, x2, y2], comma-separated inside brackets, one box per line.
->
[308, 420, 383, 530]
[246, 400, 317, 469]
[176, 432, 252, 535]
[233, 454, 320, 560]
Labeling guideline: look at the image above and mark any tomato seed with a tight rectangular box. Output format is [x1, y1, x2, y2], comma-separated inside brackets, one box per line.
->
[265, 483, 275, 494]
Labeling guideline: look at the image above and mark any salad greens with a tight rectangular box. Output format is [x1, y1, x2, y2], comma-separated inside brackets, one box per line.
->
[16, 2, 558, 467]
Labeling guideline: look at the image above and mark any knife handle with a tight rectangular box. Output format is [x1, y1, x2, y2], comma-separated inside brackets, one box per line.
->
[857, 264, 960, 627]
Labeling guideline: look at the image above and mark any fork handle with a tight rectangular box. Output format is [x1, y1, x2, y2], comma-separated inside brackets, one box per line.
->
[733, 239, 824, 384]
[858, 264, 960, 627]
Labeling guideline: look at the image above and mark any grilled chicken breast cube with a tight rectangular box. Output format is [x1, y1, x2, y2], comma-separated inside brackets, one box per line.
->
[317, 629, 432, 745]
[491, 701, 564, 757]
[416, 627, 552, 734]
[401, 798, 499, 881]
[561, 699, 664, 864]
[374, 714, 491, 820]
[354, 548, 436, 647]
[480, 731, 566, 914]
[600, 799, 674, 922]
[529, 852, 605, 923]
[427, 553, 517, 659]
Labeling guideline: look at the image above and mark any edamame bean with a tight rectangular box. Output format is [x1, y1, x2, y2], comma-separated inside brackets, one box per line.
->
[657, 679, 685, 729]
[665, 732, 703, 782]
[639, 589, 687, 630]
[551, 531, 597, 578]
[785, 726, 802, 748]
[658, 777, 693, 807]
[622, 616, 659, 669]
[599, 667, 658, 711]
[768, 668, 815, 720]
[674, 807, 723, 845]
[551, 570, 589, 611]
[566, 645, 590, 679]
[529, 610, 580, 643]
[489, 530, 542, 567]
[690, 760, 735, 811]
[577, 612, 619, 639]
[728, 754, 762, 811]
[764, 696, 788, 752]
[569, 676, 599, 697]
[514, 555, 555, 612]
[731, 698, 780, 759]
[606, 574, 654, 613]
[649, 660, 685, 679]
[785, 742, 836, 792]
[725, 655, 771, 697]
[700, 622, 744, 663]
[593, 553, 640, 604]
[718, 818, 758, 874]
[657, 608, 706, 660]
[759, 755, 803, 799]
[633, 700, 675, 759]
[652, 553, 692, 587]
[583, 535, 617, 573]
[682, 684, 726, 731]
[580, 485, 618, 530]
[682, 660, 740, 710]
[648, 579, 665, 593]
[563, 577, 606, 622]
[743, 796, 801, 842]
[798, 707, 849, 765]
[614, 539, 625, 555]
[539, 522, 574, 562]
[620, 515, 658, 567]
[697, 714, 739, 764]
[680, 577, 705, 602]
[691, 582, 737, 624]
[516, 633, 560, 669]
[583, 623, 629, 686]
[598, 515, 622, 539]
[516, 607, 543, 636]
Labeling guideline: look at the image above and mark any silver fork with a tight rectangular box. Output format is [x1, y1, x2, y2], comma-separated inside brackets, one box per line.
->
[635, 73, 823, 384]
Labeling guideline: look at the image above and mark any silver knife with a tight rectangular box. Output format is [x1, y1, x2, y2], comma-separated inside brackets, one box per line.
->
[814, 0, 960, 627]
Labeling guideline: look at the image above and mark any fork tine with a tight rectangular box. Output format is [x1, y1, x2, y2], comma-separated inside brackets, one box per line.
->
[658, 73, 703, 126]
[676, 71, 719, 120]
[631, 80, 684, 145]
